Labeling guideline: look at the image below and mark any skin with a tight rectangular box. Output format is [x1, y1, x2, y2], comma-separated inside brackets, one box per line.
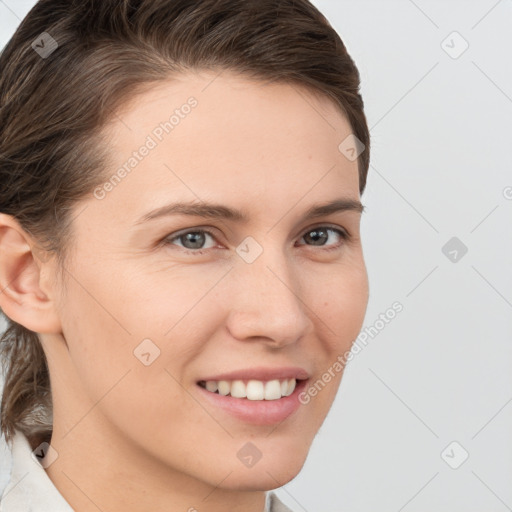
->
[0, 70, 369, 512]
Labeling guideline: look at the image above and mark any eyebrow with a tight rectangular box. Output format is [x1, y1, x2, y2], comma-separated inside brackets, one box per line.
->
[135, 197, 365, 225]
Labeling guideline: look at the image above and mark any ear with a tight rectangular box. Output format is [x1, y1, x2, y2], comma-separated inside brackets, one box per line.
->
[0, 213, 62, 334]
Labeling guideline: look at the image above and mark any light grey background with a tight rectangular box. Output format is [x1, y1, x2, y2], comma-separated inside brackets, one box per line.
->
[1, 1, 511, 511]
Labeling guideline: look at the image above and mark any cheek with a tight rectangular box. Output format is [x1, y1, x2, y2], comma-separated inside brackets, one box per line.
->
[59, 262, 228, 412]
[315, 259, 369, 349]
[58, 283, 135, 405]
[58, 275, 209, 448]
[114, 261, 229, 337]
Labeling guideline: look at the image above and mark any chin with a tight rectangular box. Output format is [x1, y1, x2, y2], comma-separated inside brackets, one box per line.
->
[217, 450, 309, 491]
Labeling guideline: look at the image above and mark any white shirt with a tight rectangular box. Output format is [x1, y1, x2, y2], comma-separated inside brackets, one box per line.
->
[0, 430, 294, 512]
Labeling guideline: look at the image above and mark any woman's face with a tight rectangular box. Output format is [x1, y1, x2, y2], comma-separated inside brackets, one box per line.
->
[42, 70, 369, 493]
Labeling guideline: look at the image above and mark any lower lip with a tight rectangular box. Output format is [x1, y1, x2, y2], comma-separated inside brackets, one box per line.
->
[196, 379, 308, 426]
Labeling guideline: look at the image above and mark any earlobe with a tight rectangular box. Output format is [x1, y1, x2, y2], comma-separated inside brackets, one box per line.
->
[0, 213, 62, 334]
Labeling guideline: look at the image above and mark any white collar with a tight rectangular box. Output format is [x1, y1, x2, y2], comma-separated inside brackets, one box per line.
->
[0, 429, 73, 511]
[1, 430, 293, 512]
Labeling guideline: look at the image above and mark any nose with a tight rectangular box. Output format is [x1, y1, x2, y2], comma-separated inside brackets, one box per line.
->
[225, 247, 313, 348]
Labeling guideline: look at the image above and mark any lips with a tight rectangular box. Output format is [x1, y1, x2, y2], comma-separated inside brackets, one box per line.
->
[194, 366, 311, 425]
[196, 377, 309, 425]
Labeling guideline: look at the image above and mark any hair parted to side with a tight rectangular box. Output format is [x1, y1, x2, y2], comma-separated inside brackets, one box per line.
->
[0, 0, 370, 447]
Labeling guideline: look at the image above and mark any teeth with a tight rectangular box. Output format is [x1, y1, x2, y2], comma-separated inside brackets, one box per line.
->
[200, 378, 297, 400]
[217, 380, 230, 396]
[264, 380, 282, 400]
[230, 380, 247, 398]
[205, 381, 218, 393]
[285, 378, 296, 396]
[246, 380, 265, 400]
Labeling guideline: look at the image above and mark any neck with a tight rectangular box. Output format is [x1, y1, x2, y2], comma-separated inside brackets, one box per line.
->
[45, 420, 267, 512]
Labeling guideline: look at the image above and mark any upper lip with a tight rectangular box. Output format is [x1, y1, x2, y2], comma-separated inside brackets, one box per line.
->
[198, 366, 310, 382]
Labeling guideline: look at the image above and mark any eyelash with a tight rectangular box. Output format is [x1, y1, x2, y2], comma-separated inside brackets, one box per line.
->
[162, 225, 350, 255]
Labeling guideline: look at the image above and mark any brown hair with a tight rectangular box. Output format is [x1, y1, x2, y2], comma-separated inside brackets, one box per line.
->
[0, 0, 370, 447]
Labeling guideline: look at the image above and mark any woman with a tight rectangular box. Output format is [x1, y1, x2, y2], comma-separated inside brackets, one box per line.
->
[0, 0, 371, 510]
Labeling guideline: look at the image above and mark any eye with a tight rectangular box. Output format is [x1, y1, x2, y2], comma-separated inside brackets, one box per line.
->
[296, 226, 349, 251]
[163, 225, 350, 255]
[164, 229, 218, 254]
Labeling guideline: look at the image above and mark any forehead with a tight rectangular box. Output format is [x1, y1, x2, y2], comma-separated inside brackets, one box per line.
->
[88, 70, 360, 228]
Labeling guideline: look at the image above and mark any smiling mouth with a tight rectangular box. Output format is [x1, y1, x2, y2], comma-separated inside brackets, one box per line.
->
[197, 378, 304, 400]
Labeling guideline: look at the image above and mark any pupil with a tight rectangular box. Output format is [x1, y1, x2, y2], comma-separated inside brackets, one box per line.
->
[183, 232, 205, 249]
[306, 229, 327, 245]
